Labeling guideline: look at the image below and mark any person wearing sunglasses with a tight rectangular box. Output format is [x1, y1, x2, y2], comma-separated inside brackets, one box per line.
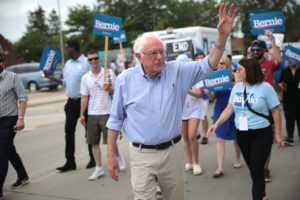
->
[44, 40, 95, 172]
[205, 55, 241, 178]
[106, 2, 237, 200]
[0, 55, 30, 199]
[250, 30, 283, 183]
[79, 51, 126, 181]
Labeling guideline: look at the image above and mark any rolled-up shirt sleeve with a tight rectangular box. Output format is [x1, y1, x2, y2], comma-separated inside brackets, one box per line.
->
[14, 74, 28, 103]
[106, 76, 126, 131]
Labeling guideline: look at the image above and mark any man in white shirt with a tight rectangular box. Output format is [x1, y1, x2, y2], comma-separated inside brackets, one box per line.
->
[80, 51, 125, 181]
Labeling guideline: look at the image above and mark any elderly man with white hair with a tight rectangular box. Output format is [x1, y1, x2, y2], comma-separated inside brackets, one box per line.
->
[106, 2, 237, 200]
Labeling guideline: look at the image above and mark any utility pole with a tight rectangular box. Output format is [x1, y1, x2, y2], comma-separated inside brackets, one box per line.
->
[57, 0, 65, 66]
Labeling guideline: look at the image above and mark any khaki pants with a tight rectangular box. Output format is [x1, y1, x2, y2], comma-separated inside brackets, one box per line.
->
[130, 140, 185, 200]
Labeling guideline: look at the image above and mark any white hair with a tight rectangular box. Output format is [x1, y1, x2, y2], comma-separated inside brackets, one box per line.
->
[132, 33, 164, 55]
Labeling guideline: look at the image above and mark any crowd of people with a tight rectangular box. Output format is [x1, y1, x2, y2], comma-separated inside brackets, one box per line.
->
[1, 2, 299, 200]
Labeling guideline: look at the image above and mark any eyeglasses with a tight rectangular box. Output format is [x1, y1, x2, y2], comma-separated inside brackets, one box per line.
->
[251, 48, 264, 53]
[88, 57, 99, 62]
[142, 50, 165, 58]
[219, 62, 225, 65]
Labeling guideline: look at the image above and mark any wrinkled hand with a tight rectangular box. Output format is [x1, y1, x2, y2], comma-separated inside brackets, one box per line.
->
[103, 83, 110, 91]
[79, 115, 86, 126]
[43, 69, 51, 78]
[275, 134, 285, 149]
[16, 119, 25, 131]
[217, 2, 238, 38]
[108, 156, 120, 181]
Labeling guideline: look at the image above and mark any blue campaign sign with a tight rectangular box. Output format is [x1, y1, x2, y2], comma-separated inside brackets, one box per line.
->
[250, 11, 285, 35]
[203, 69, 233, 92]
[40, 46, 61, 75]
[282, 45, 300, 66]
[113, 30, 127, 44]
[93, 14, 122, 38]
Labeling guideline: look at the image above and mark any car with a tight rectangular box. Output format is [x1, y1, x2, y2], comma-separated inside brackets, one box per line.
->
[5, 63, 62, 92]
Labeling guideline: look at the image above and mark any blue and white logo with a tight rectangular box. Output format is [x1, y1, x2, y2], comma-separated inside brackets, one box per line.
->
[282, 45, 300, 66]
[40, 46, 61, 75]
[250, 11, 285, 35]
[113, 30, 127, 44]
[203, 69, 233, 92]
[93, 14, 122, 38]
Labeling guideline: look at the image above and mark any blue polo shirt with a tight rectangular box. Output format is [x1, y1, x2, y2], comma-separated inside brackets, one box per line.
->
[107, 57, 213, 145]
[62, 54, 90, 98]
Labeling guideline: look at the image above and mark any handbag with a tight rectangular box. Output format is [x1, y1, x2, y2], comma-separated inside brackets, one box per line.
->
[243, 86, 272, 123]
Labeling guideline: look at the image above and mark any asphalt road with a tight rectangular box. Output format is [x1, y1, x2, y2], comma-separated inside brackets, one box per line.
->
[2, 89, 300, 200]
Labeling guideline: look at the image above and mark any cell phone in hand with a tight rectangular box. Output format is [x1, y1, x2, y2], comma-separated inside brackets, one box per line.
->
[14, 125, 18, 133]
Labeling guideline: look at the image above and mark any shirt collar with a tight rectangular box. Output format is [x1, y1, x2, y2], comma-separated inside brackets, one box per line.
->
[72, 54, 85, 62]
[137, 63, 166, 80]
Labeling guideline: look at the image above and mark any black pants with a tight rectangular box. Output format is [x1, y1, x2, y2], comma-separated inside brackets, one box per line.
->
[0, 116, 28, 193]
[283, 103, 300, 139]
[64, 98, 94, 163]
[236, 126, 273, 200]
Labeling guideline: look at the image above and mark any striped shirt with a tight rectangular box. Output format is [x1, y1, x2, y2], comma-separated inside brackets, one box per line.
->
[80, 68, 116, 115]
[0, 70, 28, 118]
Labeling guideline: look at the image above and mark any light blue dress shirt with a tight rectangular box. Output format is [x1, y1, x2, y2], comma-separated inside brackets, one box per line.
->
[107, 56, 213, 145]
[62, 54, 90, 98]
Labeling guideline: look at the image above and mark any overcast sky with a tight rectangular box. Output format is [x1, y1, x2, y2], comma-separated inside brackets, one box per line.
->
[0, 0, 97, 43]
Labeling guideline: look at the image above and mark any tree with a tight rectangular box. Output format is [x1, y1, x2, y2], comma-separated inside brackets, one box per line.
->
[13, 5, 62, 62]
[48, 9, 60, 36]
[27, 5, 48, 34]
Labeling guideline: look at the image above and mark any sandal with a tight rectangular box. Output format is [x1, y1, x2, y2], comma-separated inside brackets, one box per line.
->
[213, 169, 224, 178]
[233, 160, 242, 168]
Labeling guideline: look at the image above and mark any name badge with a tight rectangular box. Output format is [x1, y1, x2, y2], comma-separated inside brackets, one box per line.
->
[239, 116, 248, 131]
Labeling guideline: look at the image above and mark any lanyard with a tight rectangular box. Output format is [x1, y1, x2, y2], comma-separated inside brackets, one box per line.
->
[242, 83, 256, 110]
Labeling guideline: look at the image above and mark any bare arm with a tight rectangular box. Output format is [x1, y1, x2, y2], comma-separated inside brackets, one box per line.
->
[206, 103, 234, 136]
[265, 30, 282, 66]
[271, 105, 284, 149]
[188, 88, 203, 98]
[80, 95, 88, 126]
[16, 101, 27, 131]
[43, 70, 63, 85]
[208, 2, 237, 70]
[107, 129, 120, 181]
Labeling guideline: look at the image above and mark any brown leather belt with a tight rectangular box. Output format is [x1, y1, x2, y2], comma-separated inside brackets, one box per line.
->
[132, 135, 181, 150]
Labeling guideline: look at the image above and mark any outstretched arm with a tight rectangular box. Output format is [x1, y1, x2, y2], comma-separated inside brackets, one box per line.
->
[208, 2, 238, 70]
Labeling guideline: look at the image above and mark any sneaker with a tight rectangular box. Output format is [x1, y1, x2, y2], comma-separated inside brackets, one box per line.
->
[284, 137, 295, 146]
[11, 177, 30, 189]
[264, 168, 272, 183]
[193, 164, 202, 175]
[88, 167, 105, 181]
[117, 155, 126, 171]
[185, 163, 193, 172]
[201, 137, 208, 144]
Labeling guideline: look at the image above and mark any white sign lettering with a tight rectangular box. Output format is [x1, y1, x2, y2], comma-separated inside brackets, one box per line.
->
[253, 17, 283, 29]
[44, 50, 56, 70]
[95, 20, 120, 32]
[204, 75, 230, 87]
[173, 41, 189, 52]
[285, 49, 300, 61]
